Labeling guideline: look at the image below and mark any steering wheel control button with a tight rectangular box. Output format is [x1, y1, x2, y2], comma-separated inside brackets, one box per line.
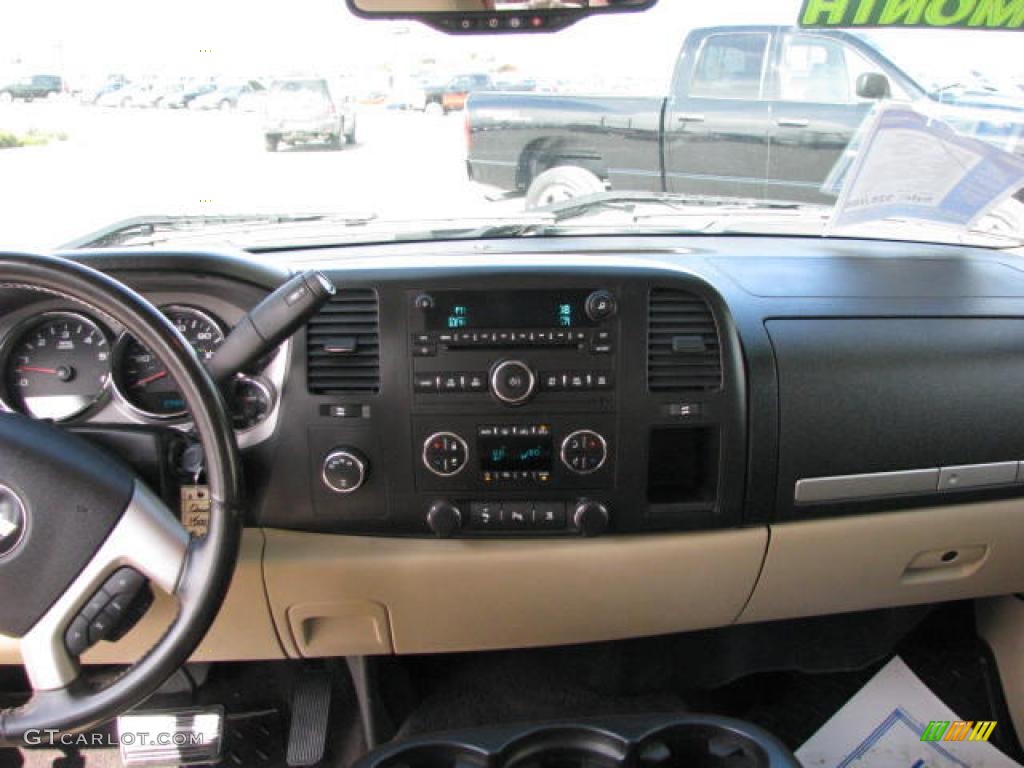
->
[561, 430, 608, 475]
[490, 360, 537, 405]
[574, 500, 611, 537]
[423, 432, 469, 477]
[427, 500, 462, 538]
[0, 484, 28, 560]
[322, 448, 369, 494]
[585, 290, 618, 322]
[64, 617, 90, 657]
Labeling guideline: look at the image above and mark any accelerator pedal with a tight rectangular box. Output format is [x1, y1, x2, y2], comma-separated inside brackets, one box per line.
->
[286, 672, 333, 767]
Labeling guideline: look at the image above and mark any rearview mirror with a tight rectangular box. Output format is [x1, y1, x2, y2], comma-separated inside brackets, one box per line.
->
[856, 72, 891, 100]
[346, 0, 657, 33]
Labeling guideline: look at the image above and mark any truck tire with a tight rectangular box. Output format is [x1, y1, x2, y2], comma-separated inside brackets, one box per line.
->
[345, 116, 357, 145]
[525, 166, 606, 210]
[265, 134, 280, 152]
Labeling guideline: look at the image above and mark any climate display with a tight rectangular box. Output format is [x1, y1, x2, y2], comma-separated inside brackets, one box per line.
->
[478, 429, 553, 472]
[424, 290, 597, 330]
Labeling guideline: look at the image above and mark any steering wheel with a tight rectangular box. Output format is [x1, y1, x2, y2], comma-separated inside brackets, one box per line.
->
[0, 252, 241, 744]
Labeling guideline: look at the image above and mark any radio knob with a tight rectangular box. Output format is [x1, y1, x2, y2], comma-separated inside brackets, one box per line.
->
[573, 500, 610, 537]
[427, 500, 462, 538]
[322, 448, 368, 494]
[585, 290, 617, 322]
[490, 359, 537, 405]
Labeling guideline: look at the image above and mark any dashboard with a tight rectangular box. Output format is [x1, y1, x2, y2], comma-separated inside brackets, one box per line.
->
[3, 237, 1024, 662]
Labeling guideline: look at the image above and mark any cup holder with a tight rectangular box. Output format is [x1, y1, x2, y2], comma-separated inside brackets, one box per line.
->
[630, 724, 770, 768]
[502, 727, 627, 768]
[356, 716, 799, 768]
[376, 743, 489, 768]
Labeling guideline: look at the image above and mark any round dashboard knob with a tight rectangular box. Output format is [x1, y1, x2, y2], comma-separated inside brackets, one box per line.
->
[574, 500, 610, 537]
[423, 431, 469, 477]
[322, 448, 368, 494]
[560, 429, 608, 475]
[490, 359, 537, 405]
[427, 500, 462, 538]
[585, 290, 617, 322]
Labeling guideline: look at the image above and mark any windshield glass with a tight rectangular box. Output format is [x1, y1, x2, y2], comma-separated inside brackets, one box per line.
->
[2, 1, 1024, 250]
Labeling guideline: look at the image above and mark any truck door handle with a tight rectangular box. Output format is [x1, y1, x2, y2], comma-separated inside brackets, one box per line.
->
[675, 113, 705, 123]
[776, 118, 810, 128]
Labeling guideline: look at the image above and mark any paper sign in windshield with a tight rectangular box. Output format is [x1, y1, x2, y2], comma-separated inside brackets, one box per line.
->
[799, 0, 1024, 29]
[829, 104, 1024, 231]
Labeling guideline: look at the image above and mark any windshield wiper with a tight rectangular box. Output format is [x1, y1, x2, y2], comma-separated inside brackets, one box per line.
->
[540, 191, 809, 223]
[63, 212, 379, 249]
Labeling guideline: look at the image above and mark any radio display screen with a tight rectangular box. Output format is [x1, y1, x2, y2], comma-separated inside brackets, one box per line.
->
[424, 290, 597, 330]
[479, 432, 554, 472]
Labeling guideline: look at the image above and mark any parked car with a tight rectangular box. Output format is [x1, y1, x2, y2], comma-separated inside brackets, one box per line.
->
[424, 73, 493, 115]
[161, 82, 217, 109]
[466, 25, 1024, 208]
[263, 77, 357, 151]
[189, 80, 266, 111]
[0, 74, 64, 103]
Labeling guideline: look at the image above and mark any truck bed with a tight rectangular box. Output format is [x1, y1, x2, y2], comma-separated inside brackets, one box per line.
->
[466, 91, 666, 194]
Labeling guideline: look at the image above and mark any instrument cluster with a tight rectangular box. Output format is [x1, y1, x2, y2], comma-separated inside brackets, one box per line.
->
[0, 305, 275, 432]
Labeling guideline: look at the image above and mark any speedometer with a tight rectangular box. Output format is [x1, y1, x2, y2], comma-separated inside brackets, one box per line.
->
[2, 312, 111, 421]
[112, 306, 226, 418]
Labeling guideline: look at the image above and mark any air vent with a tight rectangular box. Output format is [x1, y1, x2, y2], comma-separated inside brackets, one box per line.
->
[647, 288, 722, 392]
[307, 288, 380, 394]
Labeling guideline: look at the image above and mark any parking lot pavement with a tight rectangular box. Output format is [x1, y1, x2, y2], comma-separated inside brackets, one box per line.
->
[0, 102, 508, 250]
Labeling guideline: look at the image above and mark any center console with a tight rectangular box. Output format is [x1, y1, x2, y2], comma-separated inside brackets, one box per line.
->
[353, 715, 800, 768]
[258, 269, 746, 538]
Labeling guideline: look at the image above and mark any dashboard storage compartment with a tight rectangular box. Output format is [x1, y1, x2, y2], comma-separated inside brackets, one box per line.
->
[354, 716, 799, 768]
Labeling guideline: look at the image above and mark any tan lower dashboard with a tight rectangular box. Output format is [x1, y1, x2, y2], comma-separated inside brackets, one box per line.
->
[2, 497, 1023, 666]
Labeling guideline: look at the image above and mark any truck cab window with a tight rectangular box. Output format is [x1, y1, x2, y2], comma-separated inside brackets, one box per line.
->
[690, 33, 769, 100]
[779, 36, 851, 103]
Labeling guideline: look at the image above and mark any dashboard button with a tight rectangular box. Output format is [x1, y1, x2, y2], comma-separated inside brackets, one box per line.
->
[470, 502, 502, 529]
[414, 376, 439, 393]
[534, 502, 566, 529]
[561, 430, 608, 475]
[503, 502, 532, 528]
[413, 344, 437, 357]
[467, 373, 487, 392]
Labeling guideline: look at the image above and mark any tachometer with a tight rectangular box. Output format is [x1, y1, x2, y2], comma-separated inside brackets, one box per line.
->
[2, 312, 111, 421]
[113, 306, 226, 418]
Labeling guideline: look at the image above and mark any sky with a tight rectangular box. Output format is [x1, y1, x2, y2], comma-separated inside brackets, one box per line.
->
[1, 0, 1022, 91]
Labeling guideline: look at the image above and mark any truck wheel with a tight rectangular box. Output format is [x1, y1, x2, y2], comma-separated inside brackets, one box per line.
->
[265, 134, 280, 152]
[525, 166, 606, 210]
[345, 117, 357, 145]
[326, 133, 342, 150]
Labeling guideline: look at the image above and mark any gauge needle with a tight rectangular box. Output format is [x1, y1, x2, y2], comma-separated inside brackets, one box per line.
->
[16, 366, 59, 375]
[133, 370, 169, 388]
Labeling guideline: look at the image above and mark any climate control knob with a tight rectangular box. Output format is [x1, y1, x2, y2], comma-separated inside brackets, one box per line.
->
[490, 359, 537, 405]
[573, 500, 610, 537]
[423, 432, 469, 477]
[322, 448, 368, 494]
[560, 429, 608, 474]
[427, 500, 462, 538]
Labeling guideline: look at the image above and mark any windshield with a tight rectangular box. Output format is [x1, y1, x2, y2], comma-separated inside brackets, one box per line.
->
[2, 1, 1024, 251]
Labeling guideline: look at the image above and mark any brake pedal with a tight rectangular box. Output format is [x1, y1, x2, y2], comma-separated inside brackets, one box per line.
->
[117, 706, 224, 767]
[286, 672, 333, 767]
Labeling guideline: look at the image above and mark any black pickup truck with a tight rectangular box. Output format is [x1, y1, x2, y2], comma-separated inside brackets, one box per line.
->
[466, 25, 1024, 208]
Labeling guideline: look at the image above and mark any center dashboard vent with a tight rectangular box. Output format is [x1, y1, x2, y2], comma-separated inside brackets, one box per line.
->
[306, 288, 380, 394]
[647, 288, 722, 392]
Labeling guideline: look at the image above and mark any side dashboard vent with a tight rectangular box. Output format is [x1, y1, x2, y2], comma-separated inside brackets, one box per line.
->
[647, 288, 722, 392]
[306, 288, 380, 394]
